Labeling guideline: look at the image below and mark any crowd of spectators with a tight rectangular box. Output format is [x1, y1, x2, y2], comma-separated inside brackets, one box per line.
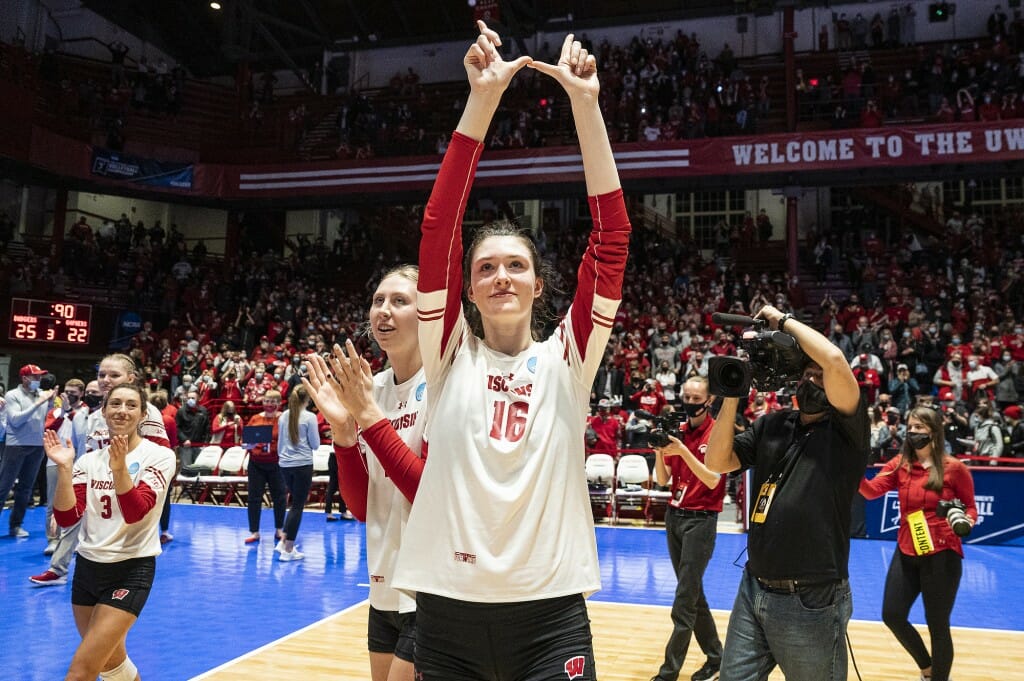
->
[801, 8, 1024, 128]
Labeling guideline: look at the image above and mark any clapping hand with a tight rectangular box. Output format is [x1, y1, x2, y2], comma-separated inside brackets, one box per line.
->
[43, 430, 75, 469]
[109, 434, 130, 473]
[464, 20, 531, 95]
[528, 33, 599, 101]
[329, 340, 380, 425]
[301, 352, 356, 445]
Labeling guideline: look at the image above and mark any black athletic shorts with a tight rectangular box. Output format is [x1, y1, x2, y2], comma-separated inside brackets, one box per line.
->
[414, 592, 596, 681]
[367, 606, 416, 662]
[71, 555, 156, 617]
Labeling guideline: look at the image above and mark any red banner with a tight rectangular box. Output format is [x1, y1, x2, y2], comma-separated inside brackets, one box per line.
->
[9, 120, 1024, 199]
[220, 120, 1024, 199]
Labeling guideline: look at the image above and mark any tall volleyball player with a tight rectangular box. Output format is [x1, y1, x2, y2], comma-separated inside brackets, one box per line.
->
[304, 265, 426, 681]
[31, 354, 171, 587]
[43, 382, 176, 681]
[392, 23, 630, 680]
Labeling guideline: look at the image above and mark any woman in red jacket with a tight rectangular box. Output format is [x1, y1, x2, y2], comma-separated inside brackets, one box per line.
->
[859, 406, 977, 681]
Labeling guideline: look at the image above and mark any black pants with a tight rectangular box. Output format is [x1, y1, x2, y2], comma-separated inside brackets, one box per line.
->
[881, 549, 962, 681]
[658, 511, 722, 680]
[280, 464, 313, 542]
[247, 460, 286, 534]
[324, 453, 347, 515]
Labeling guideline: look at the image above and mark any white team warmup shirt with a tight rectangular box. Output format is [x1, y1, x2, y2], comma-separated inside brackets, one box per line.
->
[393, 131, 630, 604]
[69, 438, 177, 562]
[362, 367, 427, 613]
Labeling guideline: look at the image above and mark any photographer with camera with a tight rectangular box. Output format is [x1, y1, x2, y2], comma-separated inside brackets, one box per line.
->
[0, 365, 57, 538]
[649, 376, 725, 681]
[704, 305, 868, 681]
[858, 406, 976, 681]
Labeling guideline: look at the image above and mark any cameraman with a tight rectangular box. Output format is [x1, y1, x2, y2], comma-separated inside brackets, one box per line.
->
[650, 376, 725, 681]
[858, 406, 976, 681]
[705, 305, 868, 681]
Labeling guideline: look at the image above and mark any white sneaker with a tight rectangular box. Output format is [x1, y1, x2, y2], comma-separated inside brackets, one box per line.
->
[43, 540, 58, 556]
[278, 548, 304, 562]
[9, 526, 29, 538]
[274, 540, 284, 553]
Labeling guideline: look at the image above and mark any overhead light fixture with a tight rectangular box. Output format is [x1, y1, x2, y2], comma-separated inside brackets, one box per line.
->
[210, 2, 221, 9]
[468, 0, 477, 7]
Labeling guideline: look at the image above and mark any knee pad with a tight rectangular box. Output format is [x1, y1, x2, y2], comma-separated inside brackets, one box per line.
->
[100, 655, 138, 681]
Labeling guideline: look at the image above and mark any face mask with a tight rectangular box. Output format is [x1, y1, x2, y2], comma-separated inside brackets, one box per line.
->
[907, 432, 932, 450]
[255, 372, 264, 379]
[29, 380, 41, 391]
[951, 360, 961, 368]
[1004, 355, 1012, 362]
[225, 409, 235, 416]
[968, 360, 978, 369]
[682, 402, 708, 419]
[796, 380, 830, 416]
[903, 331, 911, 338]
[187, 398, 197, 408]
[951, 338, 961, 345]
[83, 394, 103, 409]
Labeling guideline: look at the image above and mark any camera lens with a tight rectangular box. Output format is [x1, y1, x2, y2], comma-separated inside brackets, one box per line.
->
[720, 363, 746, 390]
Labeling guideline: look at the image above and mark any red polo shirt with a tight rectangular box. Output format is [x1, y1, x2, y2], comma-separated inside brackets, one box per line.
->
[666, 415, 727, 512]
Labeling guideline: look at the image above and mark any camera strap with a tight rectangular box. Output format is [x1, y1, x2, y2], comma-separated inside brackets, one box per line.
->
[751, 415, 812, 524]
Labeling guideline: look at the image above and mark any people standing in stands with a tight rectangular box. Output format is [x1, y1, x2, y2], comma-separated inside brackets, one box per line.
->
[651, 376, 725, 681]
[392, 24, 630, 680]
[859, 406, 976, 681]
[175, 388, 210, 468]
[32, 354, 170, 586]
[303, 264, 427, 681]
[43, 383, 176, 681]
[211, 400, 243, 448]
[274, 386, 319, 561]
[243, 390, 286, 547]
[0, 364, 55, 538]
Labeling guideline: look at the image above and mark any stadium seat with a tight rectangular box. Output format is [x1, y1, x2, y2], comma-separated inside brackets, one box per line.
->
[208, 446, 248, 506]
[585, 453, 616, 523]
[613, 454, 651, 524]
[309, 444, 333, 506]
[175, 446, 223, 503]
[648, 481, 672, 524]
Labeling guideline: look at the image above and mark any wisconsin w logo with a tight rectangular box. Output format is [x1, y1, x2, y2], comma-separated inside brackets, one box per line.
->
[563, 655, 586, 679]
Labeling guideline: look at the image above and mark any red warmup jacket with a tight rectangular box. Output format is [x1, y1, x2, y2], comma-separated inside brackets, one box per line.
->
[859, 455, 977, 558]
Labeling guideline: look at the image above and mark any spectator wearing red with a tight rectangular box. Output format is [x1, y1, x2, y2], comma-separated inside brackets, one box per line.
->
[243, 363, 277, 404]
[588, 399, 623, 455]
[853, 363, 882, 404]
[860, 99, 884, 127]
[211, 401, 243, 447]
[632, 378, 667, 415]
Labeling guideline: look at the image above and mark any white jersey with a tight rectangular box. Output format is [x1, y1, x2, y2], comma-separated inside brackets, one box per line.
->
[74, 403, 170, 456]
[394, 133, 630, 603]
[71, 438, 177, 562]
[362, 367, 427, 613]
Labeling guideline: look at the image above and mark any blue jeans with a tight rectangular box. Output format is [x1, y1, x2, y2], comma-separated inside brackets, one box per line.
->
[0, 445, 45, 531]
[720, 570, 852, 681]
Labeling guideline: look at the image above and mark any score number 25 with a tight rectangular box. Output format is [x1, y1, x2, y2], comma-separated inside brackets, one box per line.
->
[13, 323, 87, 342]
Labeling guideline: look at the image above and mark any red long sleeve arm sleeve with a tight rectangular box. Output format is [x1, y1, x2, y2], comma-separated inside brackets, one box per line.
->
[335, 443, 369, 521]
[116, 481, 158, 524]
[54, 484, 87, 527]
[360, 419, 424, 505]
[859, 460, 899, 500]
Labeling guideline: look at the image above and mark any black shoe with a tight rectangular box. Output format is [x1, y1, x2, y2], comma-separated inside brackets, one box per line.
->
[691, 661, 720, 681]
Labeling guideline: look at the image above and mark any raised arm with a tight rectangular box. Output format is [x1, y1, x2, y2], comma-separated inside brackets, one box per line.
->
[528, 34, 619, 195]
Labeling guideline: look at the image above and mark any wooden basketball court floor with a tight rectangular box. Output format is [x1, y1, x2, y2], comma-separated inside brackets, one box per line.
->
[2, 503, 1022, 680]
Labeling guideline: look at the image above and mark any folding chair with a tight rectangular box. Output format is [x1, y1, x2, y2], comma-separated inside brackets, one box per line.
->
[210, 446, 248, 506]
[309, 444, 333, 506]
[648, 480, 672, 525]
[175, 446, 223, 503]
[613, 454, 651, 524]
[585, 453, 616, 523]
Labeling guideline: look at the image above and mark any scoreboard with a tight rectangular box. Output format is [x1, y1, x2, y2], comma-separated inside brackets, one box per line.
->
[8, 298, 92, 345]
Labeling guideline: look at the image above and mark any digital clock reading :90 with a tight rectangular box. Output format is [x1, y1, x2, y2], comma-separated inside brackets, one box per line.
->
[8, 298, 92, 344]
